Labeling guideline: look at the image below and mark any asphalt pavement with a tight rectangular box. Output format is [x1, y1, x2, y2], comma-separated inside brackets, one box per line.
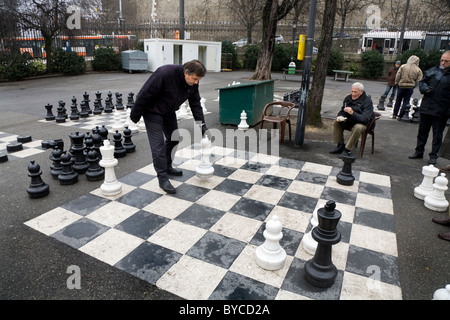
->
[0, 70, 448, 301]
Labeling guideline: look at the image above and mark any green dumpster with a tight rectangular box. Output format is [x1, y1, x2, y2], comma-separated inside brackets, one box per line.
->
[215, 80, 275, 127]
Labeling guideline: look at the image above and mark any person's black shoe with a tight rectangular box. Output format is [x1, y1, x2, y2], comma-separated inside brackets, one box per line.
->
[159, 180, 176, 194]
[167, 166, 183, 176]
[408, 151, 423, 159]
[329, 143, 345, 154]
[429, 157, 437, 165]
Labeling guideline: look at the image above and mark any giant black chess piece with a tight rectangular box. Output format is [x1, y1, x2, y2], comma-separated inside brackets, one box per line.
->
[44, 103, 55, 121]
[86, 147, 105, 181]
[27, 160, 50, 199]
[49, 145, 63, 179]
[336, 151, 356, 186]
[113, 130, 127, 158]
[69, 132, 89, 174]
[123, 126, 136, 153]
[377, 95, 386, 111]
[58, 151, 78, 185]
[304, 200, 341, 288]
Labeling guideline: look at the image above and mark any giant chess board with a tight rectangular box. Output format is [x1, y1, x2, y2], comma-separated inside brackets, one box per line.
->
[25, 144, 402, 300]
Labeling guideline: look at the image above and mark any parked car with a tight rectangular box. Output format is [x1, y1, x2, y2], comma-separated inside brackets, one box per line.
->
[333, 32, 350, 38]
[232, 39, 247, 47]
[275, 35, 284, 43]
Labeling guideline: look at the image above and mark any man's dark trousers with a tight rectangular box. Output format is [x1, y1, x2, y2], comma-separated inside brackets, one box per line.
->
[415, 113, 448, 158]
[143, 112, 179, 183]
[393, 87, 413, 118]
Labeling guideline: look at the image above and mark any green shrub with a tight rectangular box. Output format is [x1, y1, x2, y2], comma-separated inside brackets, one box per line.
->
[346, 61, 359, 78]
[221, 41, 238, 70]
[92, 47, 121, 71]
[52, 48, 86, 75]
[361, 50, 384, 79]
[399, 48, 441, 72]
[327, 49, 344, 74]
[30, 59, 47, 76]
[271, 44, 291, 71]
[0, 52, 34, 81]
[243, 45, 259, 70]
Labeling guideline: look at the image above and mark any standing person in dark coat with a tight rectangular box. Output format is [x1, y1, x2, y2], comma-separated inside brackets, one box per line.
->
[329, 82, 374, 156]
[382, 60, 400, 101]
[408, 50, 450, 165]
[130, 60, 207, 194]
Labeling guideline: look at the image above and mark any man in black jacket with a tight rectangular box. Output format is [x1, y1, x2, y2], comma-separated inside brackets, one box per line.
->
[130, 60, 207, 194]
[329, 82, 374, 156]
[408, 50, 450, 165]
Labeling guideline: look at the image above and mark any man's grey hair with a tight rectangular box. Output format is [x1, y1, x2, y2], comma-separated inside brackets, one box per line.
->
[352, 82, 364, 92]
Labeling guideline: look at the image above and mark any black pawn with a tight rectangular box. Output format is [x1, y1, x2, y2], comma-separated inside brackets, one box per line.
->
[104, 96, 113, 113]
[123, 126, 136, 153]
[126, 92, 134, 109]
[113, 130, 127, 158]
[69, 131, 89, 174]
[86, 147, 105, 181]
[115, 92, 124, 110]
[387, 97, 394, 108]
[99, 125, 108, 141]
[91, 127, 102, 158]
[304, 200, 341, 288]
[83, 92, 92, 114]
[79, 100, 89, 118]
[400, 104, 411, 122]
[58, 151, 78, 185]
[70, 103, 80, 121]
[336, 151, 356, 186]
[377, 95, 385, 110]
[55, 102, 66, 123]
[49, 146, 63, 179]
[93, 100, 102, 115]
[27, 160, 50, 199]
[44, 103, 55, 121]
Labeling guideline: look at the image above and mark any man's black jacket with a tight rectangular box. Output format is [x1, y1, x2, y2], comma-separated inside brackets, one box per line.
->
[419, 66, 450, 117]
[337, 91, 374, 128]
[130, 64, 205, 124]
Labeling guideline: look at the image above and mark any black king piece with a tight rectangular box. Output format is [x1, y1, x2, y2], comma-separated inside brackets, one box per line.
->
[304, 200, 341, 288]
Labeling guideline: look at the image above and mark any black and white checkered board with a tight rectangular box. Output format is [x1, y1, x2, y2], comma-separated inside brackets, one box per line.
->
[0, 131, 45, 162]
[24, 144, 402, 300]
[38, 108, 211, 132]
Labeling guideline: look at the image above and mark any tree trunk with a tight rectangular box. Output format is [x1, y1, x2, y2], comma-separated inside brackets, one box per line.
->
[43, 31, 53, 74]
[306, 0, 338, 127]
[251, 0, 278, 80]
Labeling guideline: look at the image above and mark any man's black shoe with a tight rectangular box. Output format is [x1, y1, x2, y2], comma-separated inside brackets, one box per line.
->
[159, 180, 176, 194]
[329, 143, 345, 154]
[167, 167, 183, 176]
[408, 151, 423, 159]
[429, 157, 437, 165]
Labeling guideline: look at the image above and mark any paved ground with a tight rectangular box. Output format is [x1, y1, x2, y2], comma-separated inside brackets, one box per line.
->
[0, 70, 448, 302]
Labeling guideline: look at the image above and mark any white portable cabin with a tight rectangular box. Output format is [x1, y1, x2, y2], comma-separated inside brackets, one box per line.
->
[143, 39, 222, 72]
[361, 30, 426, 54]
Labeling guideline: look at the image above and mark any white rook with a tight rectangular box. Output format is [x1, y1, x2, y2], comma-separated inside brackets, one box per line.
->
[99, 140, 122, 196]
[414, 164, 439, 200]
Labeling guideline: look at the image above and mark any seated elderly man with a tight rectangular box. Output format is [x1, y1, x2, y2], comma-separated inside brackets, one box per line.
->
[329, 82, 374, 155]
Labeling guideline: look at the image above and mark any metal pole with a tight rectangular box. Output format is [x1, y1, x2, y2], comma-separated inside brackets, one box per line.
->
[294, 0, 317, 147]
[179, 0, 185, 40]
[398, 0, 410, 55]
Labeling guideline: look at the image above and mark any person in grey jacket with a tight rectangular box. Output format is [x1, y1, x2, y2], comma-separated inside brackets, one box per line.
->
[392, 55, 423, 120]
[409, 51, 450, 165]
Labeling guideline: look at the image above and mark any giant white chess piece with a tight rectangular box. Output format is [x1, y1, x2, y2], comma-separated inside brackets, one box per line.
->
[414, 164, 439, 200]
[99, 140, 122, 196]
[238, 110, 249, 130]
[196, 135, 214, 179]
[424, 173, 449, 212]
[302, 207, 319, 255]
[255, 215, 286, 271]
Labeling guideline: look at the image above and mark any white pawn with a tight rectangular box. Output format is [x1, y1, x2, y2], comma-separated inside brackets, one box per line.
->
[200, 97, 207, 113]
[433, 284, 450, 300]
[138, 118, 146, 131]
[302, 207, 319, 255]
[255, 215, 286, 271]
[112, 110, 124, 131]
[99, 140, 122, 196]
[126, 108, 139, 133]
[424, 173, 449, 212]
[195, 135, 214, 179]
[414, 164, 439, 200]
[177, 102, 188, 118]
[238, 110, 249, 130]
